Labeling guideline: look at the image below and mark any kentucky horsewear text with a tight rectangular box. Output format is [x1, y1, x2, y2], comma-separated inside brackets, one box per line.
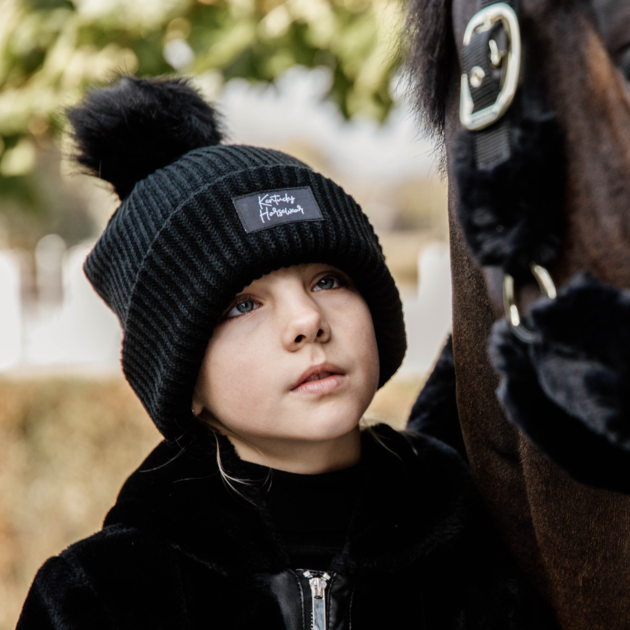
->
[232, 186, 324, 233]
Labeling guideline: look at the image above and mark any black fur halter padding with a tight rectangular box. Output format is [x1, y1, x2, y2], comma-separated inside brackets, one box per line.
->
[489, 274, 630, 493]
[453, 114, 564, 280]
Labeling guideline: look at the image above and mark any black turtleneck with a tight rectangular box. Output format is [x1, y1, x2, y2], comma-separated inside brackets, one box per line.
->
[237, 459, 366, 570]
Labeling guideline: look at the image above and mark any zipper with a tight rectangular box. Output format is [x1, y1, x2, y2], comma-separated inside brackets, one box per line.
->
[302, 570, 331, 630]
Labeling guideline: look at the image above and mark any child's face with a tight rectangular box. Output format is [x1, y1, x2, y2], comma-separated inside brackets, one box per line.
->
[193, 263, 380, 452]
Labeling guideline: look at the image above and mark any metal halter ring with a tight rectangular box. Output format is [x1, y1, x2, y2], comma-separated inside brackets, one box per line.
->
[503, 264, 557, 343]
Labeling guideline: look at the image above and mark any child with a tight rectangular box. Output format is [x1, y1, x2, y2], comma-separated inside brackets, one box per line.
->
[17, 76, 555, 629]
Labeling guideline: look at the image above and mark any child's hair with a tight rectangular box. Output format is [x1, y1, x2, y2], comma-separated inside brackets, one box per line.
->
[67, 75, 407, 441]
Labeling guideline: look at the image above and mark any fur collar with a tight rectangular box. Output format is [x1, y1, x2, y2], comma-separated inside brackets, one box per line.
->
[104, 425, 476, 577]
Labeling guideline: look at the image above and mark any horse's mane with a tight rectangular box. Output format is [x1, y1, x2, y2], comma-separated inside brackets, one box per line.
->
[403, 0, 455, 149]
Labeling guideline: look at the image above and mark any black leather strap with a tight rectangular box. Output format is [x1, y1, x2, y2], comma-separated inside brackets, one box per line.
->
[461, 0, 517, 169]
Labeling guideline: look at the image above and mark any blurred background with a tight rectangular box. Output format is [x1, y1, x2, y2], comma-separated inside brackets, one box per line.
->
[0, 0, 450, 625]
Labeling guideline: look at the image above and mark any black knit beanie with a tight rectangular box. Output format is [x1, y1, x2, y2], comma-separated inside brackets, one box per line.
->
[68, 76, 406, 440]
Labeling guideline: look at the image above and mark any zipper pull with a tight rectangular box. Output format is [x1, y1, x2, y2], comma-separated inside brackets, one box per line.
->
[302, 570, 330, 630]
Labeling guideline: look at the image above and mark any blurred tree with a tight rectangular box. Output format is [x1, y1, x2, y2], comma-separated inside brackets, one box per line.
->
[0, 0, 403, 246]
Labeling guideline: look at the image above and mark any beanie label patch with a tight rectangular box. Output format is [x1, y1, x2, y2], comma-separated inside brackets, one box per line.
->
[232, 186, 324, 233]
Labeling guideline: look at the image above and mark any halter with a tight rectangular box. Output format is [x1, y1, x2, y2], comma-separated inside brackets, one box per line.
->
[457, 0, 561, 342]
[454, 0, 630, 491]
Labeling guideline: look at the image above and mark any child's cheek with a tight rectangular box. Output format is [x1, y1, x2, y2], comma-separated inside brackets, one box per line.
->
[203, 318, 278, 429]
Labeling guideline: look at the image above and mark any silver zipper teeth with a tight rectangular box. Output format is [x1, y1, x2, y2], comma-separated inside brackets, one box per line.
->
[303, 571, 331, 630]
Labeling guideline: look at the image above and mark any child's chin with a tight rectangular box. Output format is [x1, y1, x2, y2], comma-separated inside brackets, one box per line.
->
[297, 414, 361, 442]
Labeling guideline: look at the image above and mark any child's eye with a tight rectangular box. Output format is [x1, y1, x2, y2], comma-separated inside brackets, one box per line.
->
[225, 298, 259, 319]
[313, 276, 341, 291]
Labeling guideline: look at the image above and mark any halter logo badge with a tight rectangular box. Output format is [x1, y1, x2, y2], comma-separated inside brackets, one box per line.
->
[460, 3, 521, 130]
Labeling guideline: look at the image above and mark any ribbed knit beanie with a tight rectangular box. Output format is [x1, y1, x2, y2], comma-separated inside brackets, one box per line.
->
[68, 76, 406, 440]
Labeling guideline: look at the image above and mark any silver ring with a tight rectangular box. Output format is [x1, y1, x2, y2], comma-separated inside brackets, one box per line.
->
[503, 263, 557, 343]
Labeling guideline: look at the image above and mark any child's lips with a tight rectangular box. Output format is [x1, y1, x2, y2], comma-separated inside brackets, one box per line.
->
[292, 373, 346, 395]
[291, 362, 346, 394]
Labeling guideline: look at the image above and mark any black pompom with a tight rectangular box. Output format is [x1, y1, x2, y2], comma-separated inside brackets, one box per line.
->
[67, 76, 224, 199]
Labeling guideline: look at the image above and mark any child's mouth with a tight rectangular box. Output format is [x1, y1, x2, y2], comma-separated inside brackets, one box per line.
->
[292, 373, 346, 395]
[292, 364, 346, 394]
[304, 371, 333, 382]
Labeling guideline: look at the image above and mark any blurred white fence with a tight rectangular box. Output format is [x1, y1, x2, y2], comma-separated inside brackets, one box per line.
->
[0, 251, 22, 370]
[0, 237, 122, 374]
[0, 236, 451, 376]
[401, 242, 452, 374]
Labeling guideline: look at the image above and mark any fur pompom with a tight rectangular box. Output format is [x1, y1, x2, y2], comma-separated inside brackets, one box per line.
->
[488, 274, 630, 494]
[67, 76, 224, 199]
[453, 115, 564, 280]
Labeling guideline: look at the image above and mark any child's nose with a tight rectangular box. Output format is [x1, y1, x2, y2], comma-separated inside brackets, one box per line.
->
[281, 302, 331, 350]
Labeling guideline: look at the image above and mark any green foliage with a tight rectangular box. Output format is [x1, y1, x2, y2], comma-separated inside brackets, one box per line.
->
[0, 0, 404, 184]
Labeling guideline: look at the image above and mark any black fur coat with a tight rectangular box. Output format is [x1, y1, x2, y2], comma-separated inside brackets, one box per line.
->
[17, 425, 555, 629]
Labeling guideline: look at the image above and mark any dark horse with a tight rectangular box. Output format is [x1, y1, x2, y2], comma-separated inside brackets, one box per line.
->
[406, 1, 630, 628]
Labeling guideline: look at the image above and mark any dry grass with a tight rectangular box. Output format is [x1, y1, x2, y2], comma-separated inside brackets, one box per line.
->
[0, 372, 424, 629]
[0, 378, 160, 630]
[364, 373, 426, 429]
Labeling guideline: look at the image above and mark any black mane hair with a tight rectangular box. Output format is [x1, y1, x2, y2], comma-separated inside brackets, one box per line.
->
[403, 0, 455, 145]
